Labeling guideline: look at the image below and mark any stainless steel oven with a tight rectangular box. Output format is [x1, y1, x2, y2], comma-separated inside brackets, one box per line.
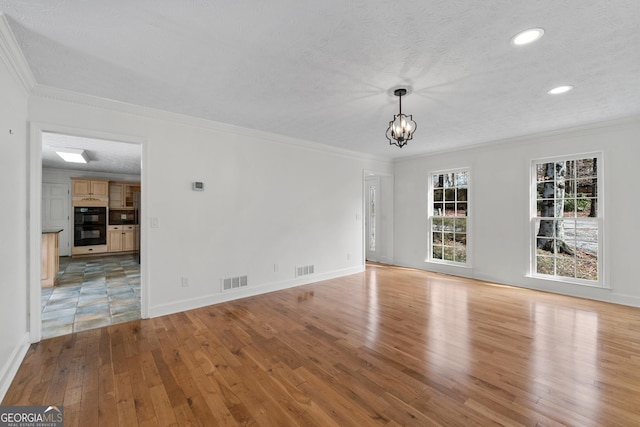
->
[74, 207, 107, 246]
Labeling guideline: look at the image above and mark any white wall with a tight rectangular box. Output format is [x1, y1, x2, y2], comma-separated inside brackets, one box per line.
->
[0, 25, 30, 399]
[393, 118, 640, 306]
[29, 89, 393, 317]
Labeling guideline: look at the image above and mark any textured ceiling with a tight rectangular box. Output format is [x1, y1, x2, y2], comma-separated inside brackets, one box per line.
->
[3, 1, 640, 160]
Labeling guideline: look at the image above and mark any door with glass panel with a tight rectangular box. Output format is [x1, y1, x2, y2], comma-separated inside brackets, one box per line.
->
[365, 176, 380, 262]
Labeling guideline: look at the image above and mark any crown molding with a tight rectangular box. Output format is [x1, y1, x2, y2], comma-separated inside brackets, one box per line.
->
[30, 84, 391, 164]
[0, 13, 36, 94]
[393, 115, 640, 164]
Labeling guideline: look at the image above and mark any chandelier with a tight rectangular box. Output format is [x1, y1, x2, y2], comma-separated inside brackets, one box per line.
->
[385, 88, 416, 148]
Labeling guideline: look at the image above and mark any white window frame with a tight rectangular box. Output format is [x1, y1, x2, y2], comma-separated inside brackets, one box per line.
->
[427, 168, 470, 266]
[529, 152, 605, 287]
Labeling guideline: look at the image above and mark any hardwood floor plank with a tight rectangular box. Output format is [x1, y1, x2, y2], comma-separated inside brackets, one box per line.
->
[148, 385, 178, 427]
[4, 263, 640, 426]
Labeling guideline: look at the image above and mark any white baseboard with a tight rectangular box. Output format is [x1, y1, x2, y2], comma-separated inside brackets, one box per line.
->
[149, 265, 365, 318]
[0, 333, 31, 402]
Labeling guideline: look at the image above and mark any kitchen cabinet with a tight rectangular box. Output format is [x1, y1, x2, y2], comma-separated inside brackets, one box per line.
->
[108, 225, 138, 252]
[109, 182, 141, 208]
[109, 183, 124, 208]
[124, 183, 141, 208]
[41, 230, 61, 287]
[72, 178, 109, 206]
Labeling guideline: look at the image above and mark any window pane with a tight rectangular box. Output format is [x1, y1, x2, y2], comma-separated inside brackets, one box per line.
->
[536, 164, 547, 182]
[564, 178, 576, 195]
[536, 219, 557, 238]
[576, 158, 596, 178]
[454, 218, 466, 232]
[443, 173, 455, 188]
[444, 203, 455, 215]
[456, 202, 467, 216]
[577, 257, 598, 280]
[538, 199, 562, 218]
[432, 218, 443, 231]
[454, 247, 466, 263]
[432, 232, 442, 244]
[443, 246, 454, 261]
[556, 257, 576, 278]
[443, 232, 454, 246]
[443, 218, 454, 232]
[563, 197, 577, 218]
[433, 246, 443, 259]
[457, 188, 467, 201]
[434, 188, 443, 201]
[433, 203, 443, 216]
[576, 223, 598, 246]
[577, 179, 596, 198]
[587, 198, 597, 217]
[565, 160, 576, 179]
[536, 254, 554, 275]
[456, 172, 468, 187]
[445, 188, 455, 201]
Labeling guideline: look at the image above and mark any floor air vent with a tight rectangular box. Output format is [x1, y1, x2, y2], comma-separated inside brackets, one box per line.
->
[222, 275, 248, 291]
[296, 265, 314, 277]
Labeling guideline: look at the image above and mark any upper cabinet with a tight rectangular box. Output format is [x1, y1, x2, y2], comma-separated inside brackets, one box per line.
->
[124, 183, 141, 208]
[109, 182, 141, 208]
[71, 178, 109, 206]
[109, 183, 124, 208]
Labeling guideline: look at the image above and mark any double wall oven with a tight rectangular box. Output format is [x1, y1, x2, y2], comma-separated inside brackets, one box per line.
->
[74, 207, 107, 246]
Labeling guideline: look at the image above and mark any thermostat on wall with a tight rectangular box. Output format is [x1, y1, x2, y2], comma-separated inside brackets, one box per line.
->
[192, 181, 204, 191]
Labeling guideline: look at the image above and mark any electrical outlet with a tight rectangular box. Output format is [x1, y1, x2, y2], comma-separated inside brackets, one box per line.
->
[181, 276, 189, 287]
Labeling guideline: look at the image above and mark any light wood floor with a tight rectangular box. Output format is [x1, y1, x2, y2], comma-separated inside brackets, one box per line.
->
[4, 264, 640, 426]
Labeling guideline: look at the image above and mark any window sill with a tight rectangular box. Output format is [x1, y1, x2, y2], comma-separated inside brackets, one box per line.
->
[425, 259, 472, 269]
[525, 273, 611, 290]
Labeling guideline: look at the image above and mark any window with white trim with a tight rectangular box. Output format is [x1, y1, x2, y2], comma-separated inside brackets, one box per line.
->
[429, 170, 469, 265]
[532, 154, 602, 285]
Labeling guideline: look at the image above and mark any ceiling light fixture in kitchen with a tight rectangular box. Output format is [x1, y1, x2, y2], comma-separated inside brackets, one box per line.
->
[385, 88, 416, 148]
[55, 148, 90, 163]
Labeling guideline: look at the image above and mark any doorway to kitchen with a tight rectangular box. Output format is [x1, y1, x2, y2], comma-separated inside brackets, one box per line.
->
[31, 125, 146, 341]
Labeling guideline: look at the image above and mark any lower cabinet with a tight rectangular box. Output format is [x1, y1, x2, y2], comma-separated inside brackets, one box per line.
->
[42, 231, 60, 287]
[108, 225, 138, 252]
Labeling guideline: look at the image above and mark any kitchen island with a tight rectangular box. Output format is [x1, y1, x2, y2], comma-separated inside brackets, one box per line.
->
[42, 229, 62, 287]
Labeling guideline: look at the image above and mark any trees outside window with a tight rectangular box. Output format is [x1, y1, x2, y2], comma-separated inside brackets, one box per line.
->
[533, 155, 601, 284]
[429, 170, 469, 265]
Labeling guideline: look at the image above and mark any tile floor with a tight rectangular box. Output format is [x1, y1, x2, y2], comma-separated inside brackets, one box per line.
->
[41, 254, 141, 339]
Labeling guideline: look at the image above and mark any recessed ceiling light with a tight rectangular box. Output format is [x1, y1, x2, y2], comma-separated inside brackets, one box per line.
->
[511, 28, 545, 46]
[547, 85, 574, 95]
[55, 148, 90, 163]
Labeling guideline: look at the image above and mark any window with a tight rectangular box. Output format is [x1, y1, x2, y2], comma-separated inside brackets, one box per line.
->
[532, 154, 602, 285]
[429, 170, 469, 265]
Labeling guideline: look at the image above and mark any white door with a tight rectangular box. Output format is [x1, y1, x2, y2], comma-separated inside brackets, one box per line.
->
[42, 183, 70, 256]
[365, 176, 380, 262]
